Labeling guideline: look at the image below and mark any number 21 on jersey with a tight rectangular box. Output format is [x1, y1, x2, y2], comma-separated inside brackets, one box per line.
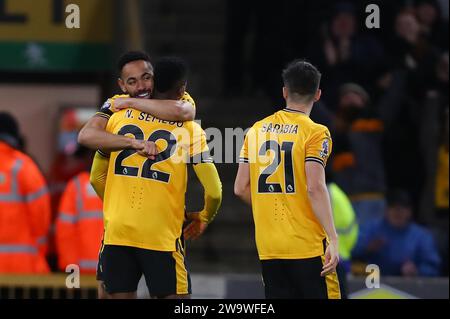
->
[258, 140, 295, 194]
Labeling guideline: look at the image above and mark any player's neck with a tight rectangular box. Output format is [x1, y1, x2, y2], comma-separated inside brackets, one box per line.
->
[284, 103, 312, 116]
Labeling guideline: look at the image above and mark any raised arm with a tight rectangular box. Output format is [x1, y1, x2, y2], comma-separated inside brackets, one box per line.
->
[78, 115, 143, 152]
[113, 98, 195, 121]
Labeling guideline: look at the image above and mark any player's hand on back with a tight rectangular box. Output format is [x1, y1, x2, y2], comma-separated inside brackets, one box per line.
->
[183, 212, 208, 240]
[111, 97, 132, 112]
[130, 139, 158, 160]
[321, 240, 339, 277]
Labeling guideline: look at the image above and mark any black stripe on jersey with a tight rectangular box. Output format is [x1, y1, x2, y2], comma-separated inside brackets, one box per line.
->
[97, 150, 110, 158]
[305, 156, 325, 167]
[239, 157, 249, 163]
[283, 108, 307, 114]
[190, 151, 213, 164]
[95, 112, 111, 119]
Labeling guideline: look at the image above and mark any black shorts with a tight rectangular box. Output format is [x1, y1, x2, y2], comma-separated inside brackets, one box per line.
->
[96, 239, 105, 282]
[261, 256, 341, 299]
[101, 239, 191, 297]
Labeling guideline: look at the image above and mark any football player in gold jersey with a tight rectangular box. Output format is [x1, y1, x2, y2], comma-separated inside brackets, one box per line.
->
[77, 52, 216, 299]
[234, 60, 340, 299]
[77, 52, 198, 298]
[90, 57, 221, 299]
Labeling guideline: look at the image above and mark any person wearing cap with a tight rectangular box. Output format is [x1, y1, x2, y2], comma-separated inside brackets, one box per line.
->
[0, 112, 51, 273]
[332, 82, 386, 226]
[352, 189, 441, 277]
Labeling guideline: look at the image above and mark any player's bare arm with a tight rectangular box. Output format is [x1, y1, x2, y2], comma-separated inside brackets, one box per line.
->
[234, 162, 252, 205]
[305, 161, 339, 276]
[113, 97, 195, 121]
[78, 97, 194, 154]
[78, 115, 145, 151]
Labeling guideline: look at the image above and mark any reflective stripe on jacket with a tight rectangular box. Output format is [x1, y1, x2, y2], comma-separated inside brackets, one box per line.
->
[0, 141, 51, 273]
[55, 171, 103, 274]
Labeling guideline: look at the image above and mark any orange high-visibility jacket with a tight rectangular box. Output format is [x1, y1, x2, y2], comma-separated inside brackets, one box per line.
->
[55, 171, 103, 274]
[0, 141, 51, 273]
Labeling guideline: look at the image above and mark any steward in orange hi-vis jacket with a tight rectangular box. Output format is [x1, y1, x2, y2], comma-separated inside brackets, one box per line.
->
[55, 171, 103, 274]
[0, 113, 51, 273]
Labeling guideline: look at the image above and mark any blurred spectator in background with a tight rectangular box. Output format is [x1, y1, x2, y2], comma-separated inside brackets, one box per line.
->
[308, 1, 385, 107]
[420, 98, 449, 276]
[0, 112, 51, 273]
[352, 189, 441, 277]
[414, 0, 449, 51]
[331, 83, 386, 226]
[378, 10, 444, 212]
[55, 145, 103, 274]
[47, 109, 96, 271]
[327, 170, 358, 299]
[390, 9, 440, 100]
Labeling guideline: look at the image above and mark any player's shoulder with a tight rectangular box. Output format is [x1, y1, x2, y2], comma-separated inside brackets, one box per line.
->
[102, 94, 129, 107]
[187, 120, 205, 133]
[181, 91, 193, 101]
[308, 119, 331, 136]
[250, 113, 277, 130]
[181, 91, 196, 108]
[108, 108, 139, 125]
[246, 111, 284, 135]
[110, 94, 129, 100]
[99, 94, 130, 114]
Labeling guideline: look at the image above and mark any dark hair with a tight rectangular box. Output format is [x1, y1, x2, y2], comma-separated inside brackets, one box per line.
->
[0, 112, 20, 139]
[0, 112, 23, 149]
[154, 56, 188, 93]
[282, 60, 321, 102]
[386, 189, 412, 208]
[117, 51, 152, 74]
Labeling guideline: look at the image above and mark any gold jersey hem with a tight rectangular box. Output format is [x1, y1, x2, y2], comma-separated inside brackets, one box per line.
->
[104, 239, 176, 252]
[258, 250, 324, 260]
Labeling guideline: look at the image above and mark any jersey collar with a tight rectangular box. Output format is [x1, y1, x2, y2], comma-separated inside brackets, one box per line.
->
[282, 108, 308, 115]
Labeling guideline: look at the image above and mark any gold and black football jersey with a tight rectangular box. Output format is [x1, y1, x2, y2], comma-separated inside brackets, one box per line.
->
[102, 107, 208, 252]
[240, 108, 332, 260]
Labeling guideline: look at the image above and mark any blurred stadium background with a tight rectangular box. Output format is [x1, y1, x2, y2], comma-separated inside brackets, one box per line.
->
[0, 0, 448, 299]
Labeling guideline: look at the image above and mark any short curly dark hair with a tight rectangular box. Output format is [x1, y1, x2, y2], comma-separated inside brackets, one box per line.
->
[154, 56, 188, 93]
[117, 51, 152, 74]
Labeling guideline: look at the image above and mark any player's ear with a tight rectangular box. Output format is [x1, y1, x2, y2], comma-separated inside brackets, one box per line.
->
[177, 83, 187, 99]
[118, 77, 127, 93]
[282, 87, 288, 100]
[314, 89, 322, 102]
[180, 83, 187, 94]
